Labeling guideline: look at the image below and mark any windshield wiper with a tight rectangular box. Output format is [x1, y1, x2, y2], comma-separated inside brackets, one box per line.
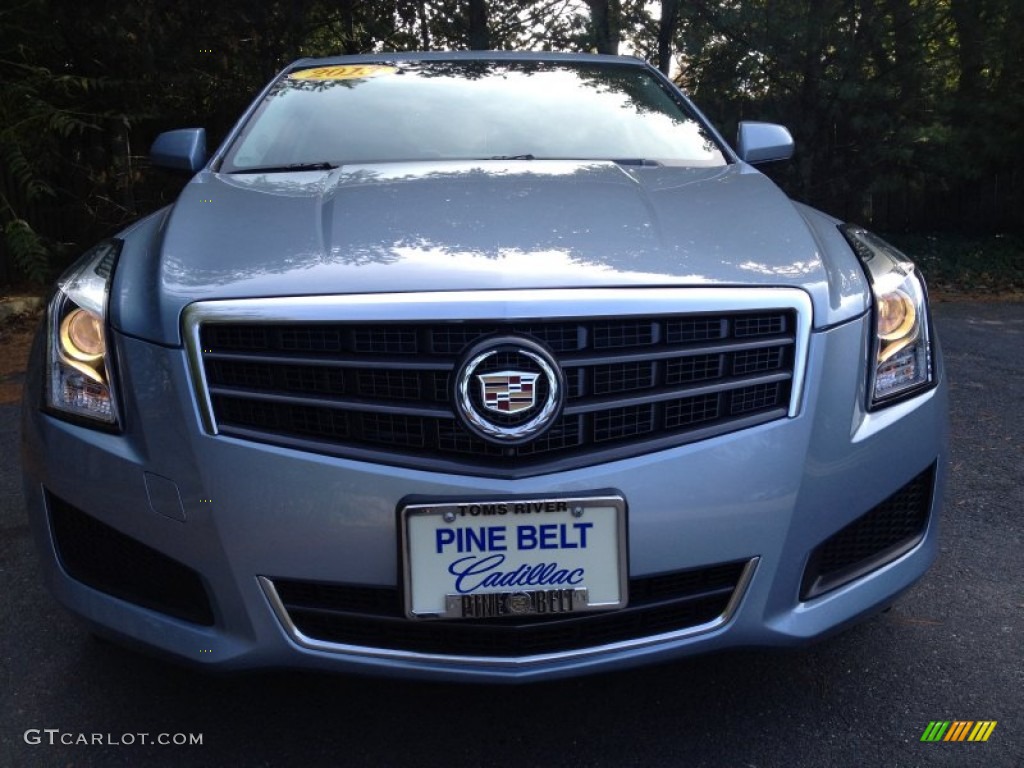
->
[481, 155, 660, 166]
[230, 161, 339, 174]
[611, 158, 661, 166]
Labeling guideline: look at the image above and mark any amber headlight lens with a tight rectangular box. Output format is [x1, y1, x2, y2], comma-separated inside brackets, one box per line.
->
[60, 308, 106, 363]
[876, 290, 915, 341]
[46, 240, 121, 426]
[840, 225, 933, 407]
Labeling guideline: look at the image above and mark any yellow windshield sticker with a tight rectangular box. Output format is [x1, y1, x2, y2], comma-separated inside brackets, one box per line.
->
[289, 65, 397, 81]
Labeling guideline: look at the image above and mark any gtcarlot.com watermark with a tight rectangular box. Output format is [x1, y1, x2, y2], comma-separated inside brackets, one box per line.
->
[24, 729, 203, 746]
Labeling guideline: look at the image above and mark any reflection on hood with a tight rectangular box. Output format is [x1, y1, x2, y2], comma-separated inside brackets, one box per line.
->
[113, 160, 843, 344]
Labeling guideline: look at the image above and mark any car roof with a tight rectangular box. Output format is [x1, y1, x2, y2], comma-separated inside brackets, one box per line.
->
[285, 50, 649, 72]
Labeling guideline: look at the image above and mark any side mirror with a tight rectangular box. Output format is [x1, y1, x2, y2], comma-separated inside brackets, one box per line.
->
[736, 122, 794, 164]
[150, 128, 207, 173]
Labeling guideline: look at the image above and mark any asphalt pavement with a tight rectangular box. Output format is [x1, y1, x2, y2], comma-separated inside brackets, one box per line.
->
[1, 301, 1021, 767]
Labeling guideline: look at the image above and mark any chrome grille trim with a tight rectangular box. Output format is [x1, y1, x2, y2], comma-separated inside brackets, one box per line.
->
[183, 289, 812, 473]
[257, 557, 760, 668]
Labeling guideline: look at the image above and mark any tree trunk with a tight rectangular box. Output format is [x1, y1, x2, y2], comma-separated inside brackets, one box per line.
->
[950, 0, 985, 99]
[657, 0, 679, 75]
[585, 0, 621, 55]
[796, 0, 831, 200]
[339, 0, 361, 55]
[467, 0, 491, 50]
[418, 1, 432, 50]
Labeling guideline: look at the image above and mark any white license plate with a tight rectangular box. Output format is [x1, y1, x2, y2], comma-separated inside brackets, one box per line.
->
[401, 495, 627, 620]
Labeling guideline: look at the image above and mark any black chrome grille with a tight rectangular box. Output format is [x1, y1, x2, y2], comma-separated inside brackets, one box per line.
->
[270, 561, 749, 657]
[801, 465, 935, 600]
[200, 311, 797, 476]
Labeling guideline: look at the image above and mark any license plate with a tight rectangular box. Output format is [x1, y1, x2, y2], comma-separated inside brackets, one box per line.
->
[401, 495, 627, 620]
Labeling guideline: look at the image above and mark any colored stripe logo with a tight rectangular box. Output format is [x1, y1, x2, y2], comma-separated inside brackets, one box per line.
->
[920, 721, 997, 742]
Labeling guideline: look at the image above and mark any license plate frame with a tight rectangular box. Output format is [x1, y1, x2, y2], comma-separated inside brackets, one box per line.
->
[400, 495, 628, 620]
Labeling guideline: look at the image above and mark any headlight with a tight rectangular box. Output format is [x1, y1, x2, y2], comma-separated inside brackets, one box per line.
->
[840, 225, 933, 407]
[46, 240, 121, 426]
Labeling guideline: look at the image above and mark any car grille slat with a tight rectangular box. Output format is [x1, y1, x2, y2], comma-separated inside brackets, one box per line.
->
[562, 371, 792, 414]
[199, 310, 798, 476]
[559, 335, 793, 367]
[203, 351, 454, 371]
[208, 387, 453, 418]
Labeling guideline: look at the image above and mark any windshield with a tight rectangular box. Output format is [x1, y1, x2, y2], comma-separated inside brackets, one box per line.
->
[221, 60, 727, 171]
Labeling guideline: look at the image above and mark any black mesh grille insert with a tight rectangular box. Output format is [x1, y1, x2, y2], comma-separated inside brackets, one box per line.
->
[734, 314, 786, 338]
[352, 327, 417, 354]
[593, 405, 656, 442]
[200, 310, 798, 477]
[801, 465, 935, 600]
[271, 560, 749, 657]
[593, 319, 655, 349]
[665, 354, 722, 384]
[729, 382, 782, 415]
[592, 361, 655, 395]
[732, 347, 783, 376]
[47, 493, 214, 626]
[360, 412, 425, 447]
[665, 318, 727, 343]
[356, 370, 420, 400]
[665, 393, 720, 429]
[280, 327, 344, 353]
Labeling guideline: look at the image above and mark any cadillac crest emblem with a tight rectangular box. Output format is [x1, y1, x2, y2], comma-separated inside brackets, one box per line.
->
[478, 371, 539, 414]
[452, 336, 565, 445]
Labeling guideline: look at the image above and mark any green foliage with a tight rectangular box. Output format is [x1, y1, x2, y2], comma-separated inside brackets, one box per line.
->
[2, 219, 50, 284]
[887, 233, 1024, 295]
[0, 1, 114, 283]
[658, 0, 1022, 232]
[1, 141, 55, 204]
[0, 0, 1021, 288]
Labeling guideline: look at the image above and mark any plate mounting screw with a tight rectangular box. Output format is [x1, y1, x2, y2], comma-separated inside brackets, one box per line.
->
[572, 506, 584, 518]
[443, 510, 456, 523]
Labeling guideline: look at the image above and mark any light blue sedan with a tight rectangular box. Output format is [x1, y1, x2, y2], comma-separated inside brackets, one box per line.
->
[22, 52, 948, 681]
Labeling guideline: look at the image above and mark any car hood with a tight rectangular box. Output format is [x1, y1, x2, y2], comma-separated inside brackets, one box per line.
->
[111, 160, 868, 344]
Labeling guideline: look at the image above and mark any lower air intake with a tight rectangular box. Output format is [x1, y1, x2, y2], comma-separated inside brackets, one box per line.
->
[48, 492, 215, 626]
[801, 465, 935, 600]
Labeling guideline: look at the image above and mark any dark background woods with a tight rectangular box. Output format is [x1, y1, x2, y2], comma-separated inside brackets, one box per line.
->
[1, 0, 1021, 286]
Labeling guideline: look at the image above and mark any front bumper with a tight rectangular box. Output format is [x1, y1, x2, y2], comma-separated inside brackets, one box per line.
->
[21, 312, 948, 682]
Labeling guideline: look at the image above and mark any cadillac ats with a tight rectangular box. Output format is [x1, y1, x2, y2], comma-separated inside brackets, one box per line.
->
[21, 52, 948, 682]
